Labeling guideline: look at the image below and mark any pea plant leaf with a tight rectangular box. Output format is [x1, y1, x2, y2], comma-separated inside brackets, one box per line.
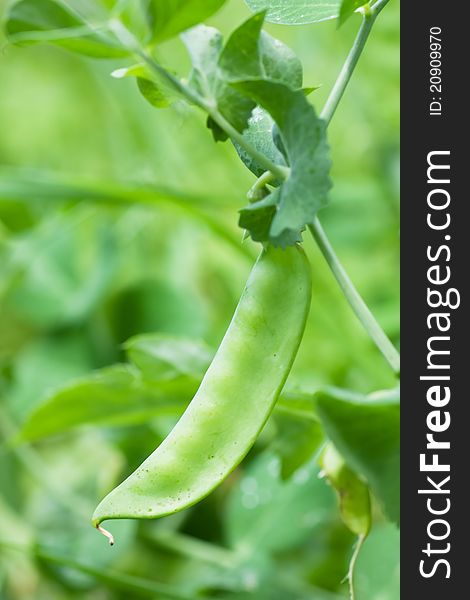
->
[183, 13, 305, 142]
[123, 333, 213, 381]
[112, 64, 177, 108]
[219, 12, 303, 89]
[182, 25, 256, 140]
[339, 0, 369, 26]
[233, 88, 319, 180]
[19, 365, 197, 441]
[273, 411, 324, 480]
[17, 330, 317, 442]
[235, 80, 331, 247]
[245, 0, 342, 25]
[316, 390, 400, 524]
[218, 12, 306, 168]
[233, 107, 287, 178]
[19, 333, 215, 441]
[145, 0, 228, 42]
[4, 0, 129, 58]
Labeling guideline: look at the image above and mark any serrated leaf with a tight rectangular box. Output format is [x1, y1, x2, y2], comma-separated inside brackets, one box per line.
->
[124, 333, 213, 380]
[233, 89, 323, 179]
[316, 390, 400, 524]
[339, 0, 368, 26]
[4, 0, 129, 58]
[235, 80, 331, 246]
[20, 365, 196, 441]
[321, 443, 371, 536]
[239, 188, 303, 247]
[145, 0, 227, 42]
[239, 192, 278, 242]
[245, 0, 342, 25]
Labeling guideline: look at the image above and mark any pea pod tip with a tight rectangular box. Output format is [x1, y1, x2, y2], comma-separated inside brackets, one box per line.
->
[94, 522, 115, 546]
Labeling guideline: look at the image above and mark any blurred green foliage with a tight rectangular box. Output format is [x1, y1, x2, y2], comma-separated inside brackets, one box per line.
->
[0, 0, 399, 598]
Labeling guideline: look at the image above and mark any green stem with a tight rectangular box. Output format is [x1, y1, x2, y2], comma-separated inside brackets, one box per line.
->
[247, 170, 277, 201]
[309, 220, 400, 374]
[371, 0, 392, 17]
[348, 534, 367, 600]
[206, 110, 288, 180]
[109, 20, 287, 182]
[312, 0, 399, 374]
[320, 0, 391, 125]
[110, 9, 399, 374]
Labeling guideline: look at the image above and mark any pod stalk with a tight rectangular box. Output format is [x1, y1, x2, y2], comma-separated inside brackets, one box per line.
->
[96, 523, 115, 546]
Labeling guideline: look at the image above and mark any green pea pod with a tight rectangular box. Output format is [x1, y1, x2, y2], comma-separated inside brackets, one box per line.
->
[93, 245, 311, 536]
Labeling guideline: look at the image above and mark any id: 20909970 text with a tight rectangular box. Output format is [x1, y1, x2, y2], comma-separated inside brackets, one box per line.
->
[429, 26, 443, 116]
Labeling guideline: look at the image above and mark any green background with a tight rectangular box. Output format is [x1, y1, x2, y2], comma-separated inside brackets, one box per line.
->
[0, 0, 399, 598]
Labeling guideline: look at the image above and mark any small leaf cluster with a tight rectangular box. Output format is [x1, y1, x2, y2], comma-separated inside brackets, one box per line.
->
[4, 0, 336, 247]
[183, 13, 332, 246]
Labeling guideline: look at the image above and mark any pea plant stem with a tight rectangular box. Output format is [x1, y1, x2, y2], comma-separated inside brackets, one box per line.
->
[371, 0, 393, 17]
[309, 219, 400, 375]
[320, 0, 391, 125]
[229, 1, 398, 374]
[320, 16, 373, 125]
[314, 0, 398, 374]
[108, 20, 289, 182]
[347, 534, 367, 600]
[110, 7, 399, 375]
[206, 108, 289, 180]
